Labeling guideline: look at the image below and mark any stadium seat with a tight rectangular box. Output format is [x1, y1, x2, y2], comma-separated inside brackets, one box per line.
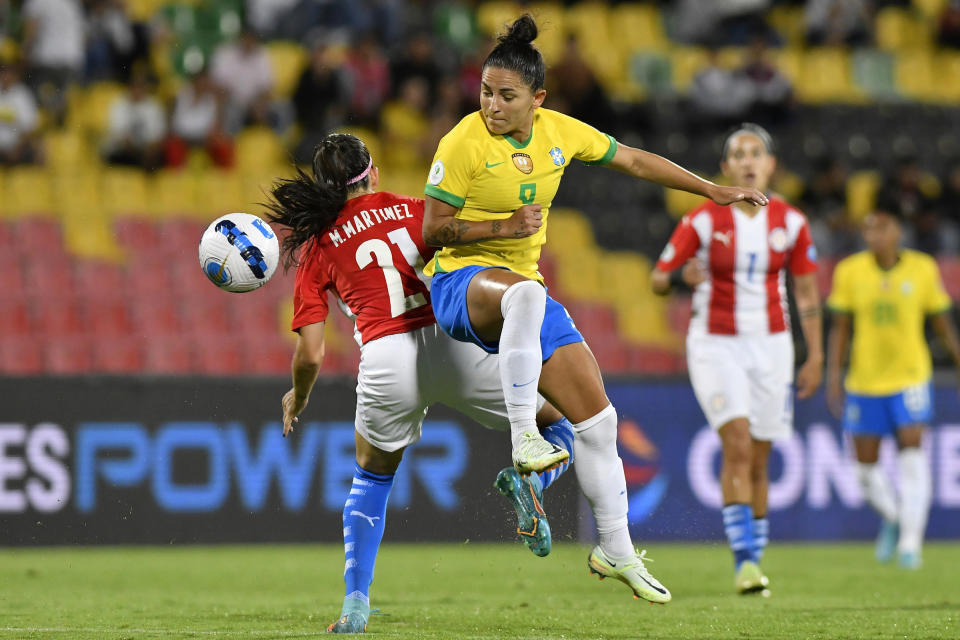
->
[80, 294, 134, 335]
[852, 49, 896, 98]
[846, 171, 881, 220]
[935, 52, 960, 102]
[0, 252, 25, 296]
[129, 294, 181, 335]
[44, 130, 95, 175]
[143, 336, 195, 373]
[235, 127, 287, 173]
[768, 5, 806, 46]
[798, 48, 859, 104]
[91, 336, 144, 373]
[611, 4, 667, 53]
[476, 1, 521, 36]
[12, 218, 63, 255]
[527, 2, 566, 62]
[197, 168, 248, 217]
[73, 260, 128, 295]
[44, 338, 93, 374]
[102, 168, 151, 217]
[266, 41, 307, 98]
[896, 50, 938, 101]
[150, 169, 201, 218]
[664, 187, 706, 219]
[69, 82, 125, 139]
[545, 208, 595, 253]
[114, 218, 160, 252]
[192, 335, 246, 374]
[913, 0, 948, 19]
[24, 254, 73, 292]
[243, 338, 292, 375]
[669, 47, 709, 92]
[0, 337, 44, 374]
[876, 7, 931, 51]
[3, 168, 54, 219]
[0, 298, 30, 335]
[628, 346, 685, 375]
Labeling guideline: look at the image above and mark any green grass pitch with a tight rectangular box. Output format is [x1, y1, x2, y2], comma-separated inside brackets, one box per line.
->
[1, 542, 957, 639]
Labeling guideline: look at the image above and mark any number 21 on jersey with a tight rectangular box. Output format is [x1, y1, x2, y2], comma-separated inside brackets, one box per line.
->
[355, 227, 429, 318]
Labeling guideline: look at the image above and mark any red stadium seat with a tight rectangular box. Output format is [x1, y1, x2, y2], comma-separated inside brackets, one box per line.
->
[23, 255, 73, 292]
[143, 336, 195, 373]
[31, 296, 83, 336]
[129, 295, 181, 336]
[156, 220, 206, 254]
[628, 347, 686, 375]
[180, 294, 231, 336]
[0, 253, 26, 296]
[0, 298, 31, 335]
[114, 219, 160, 251]
[44, 338, 93, 374]
[80, 296, 134, 335]
[73, 261, 128, 296]
[91, 337, 144, 373]
[244, 338, 292, 375]
[12, 219, 64, 256]
[0, 337, 44, 374]
[564, 301, 617, 339]
[193, 336, 245, 375]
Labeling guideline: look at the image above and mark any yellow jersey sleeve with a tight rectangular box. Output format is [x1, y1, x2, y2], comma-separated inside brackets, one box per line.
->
[424, 117, 482, 209]
[922, 257, 952, 314]
[827, 258, 853, 312]
[554, 111, 618, 165]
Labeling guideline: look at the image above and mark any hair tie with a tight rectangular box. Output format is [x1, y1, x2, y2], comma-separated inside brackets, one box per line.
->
[345, 158, 373, 185]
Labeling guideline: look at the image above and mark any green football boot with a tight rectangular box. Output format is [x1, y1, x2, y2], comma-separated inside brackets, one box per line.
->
[326, 596, 369, 634]
[734, 560, 769, 595]
[495, 467, 551, 557]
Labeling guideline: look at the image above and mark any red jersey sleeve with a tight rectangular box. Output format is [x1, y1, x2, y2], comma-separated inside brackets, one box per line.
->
[788, 219, 818, 275]
[291, 242, 332, 332]
[656, 214, 702, 271]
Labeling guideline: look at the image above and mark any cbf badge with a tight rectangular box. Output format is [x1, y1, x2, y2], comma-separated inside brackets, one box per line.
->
[512, 153, 533, 174]
[549, 146, 565, 166]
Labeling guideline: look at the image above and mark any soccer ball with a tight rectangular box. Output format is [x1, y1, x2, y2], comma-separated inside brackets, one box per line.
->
[198, 213, 280, 292]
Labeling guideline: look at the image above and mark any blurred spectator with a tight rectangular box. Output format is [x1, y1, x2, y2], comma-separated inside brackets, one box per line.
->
[877, 156, 941, 254]
[546, 37, 616, 133]
[102, 69, 165, 171]
[799, 155, 858, 255]
[84, 0, 147, 83]
[22, 0, 85, 124]
[166, 68, 233, 169]
[344, 33, 389, 127]
[806, 0, 874, 47]
[739, 37, 793, 126]
[428, 79, 463, 155]
[210, 27, 274, 133]
[937, 163, 960, 253]
[380, 76, 430, 170]
[246, 0, 299, 39]
[674, 0, 774, 46]
[0, 62, 39, 165]
[938, 1, 960, 49]
[293, 41, 349, 164]
[687, 48, 753, 129]
[390, 31, 440, 101]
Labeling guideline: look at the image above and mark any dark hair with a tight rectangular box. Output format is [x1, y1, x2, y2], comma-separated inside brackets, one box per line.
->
[721, 123, 776, 161]
[264, 133, 372, 269]
[482, 14, 545, 91]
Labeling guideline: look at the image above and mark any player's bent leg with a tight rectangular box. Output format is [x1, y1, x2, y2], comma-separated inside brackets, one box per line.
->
[895, 425, 930, 569]
[540, 343, 670, 604]
[495, 467, 551, 557]
[853, 435, 900, 563]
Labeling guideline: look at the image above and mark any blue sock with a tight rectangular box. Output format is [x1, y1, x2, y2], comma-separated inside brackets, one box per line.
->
[342, 464, 394, 608]
[722, 503, 756, 569]
[753, 517, 769, 562]
[538, 417, 574, 491]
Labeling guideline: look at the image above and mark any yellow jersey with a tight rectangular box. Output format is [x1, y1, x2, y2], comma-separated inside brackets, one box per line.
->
[423, 108, 617, 280]
[827, 250, 951, 395]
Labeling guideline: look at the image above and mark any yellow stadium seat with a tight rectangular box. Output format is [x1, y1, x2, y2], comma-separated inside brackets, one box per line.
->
[476, 1, 521, 36]
[235, 127, 288, 173]
[610, 4, 668, 53]
[768, 6, 806, 46]
[556, 247, 605, 302]
[126, 0, 165, 21]
[267, 41, 307, 99]
[150, 169, 200, 219]
[615, 298, 678, 348]
[846, 171, 880, 221]
[68, 82, 125, 139]
[528, 2, 566, 63]
[377, 168, 427, 202]
[913, 0, 948, 19]
[896, 50, 938, 101]
[197, 169, 248, 218]
[44, 130, 96, 174]
[771, 47, 802, 86]
[797, 48, 859, 103]
[102, 168, 150, 217]
[566, 1, 610, 43]
[333, 127, 382, 166]
[935, 51, 960, 102]
[669, 47, 709, 92]
[876, 8, 931, 51]
[598, 251, 651, 306]
[664, 187, 706, 219]
[545, 208, 595, 253]
[4, 168, 53, 219]
[241, 169, 292, 217]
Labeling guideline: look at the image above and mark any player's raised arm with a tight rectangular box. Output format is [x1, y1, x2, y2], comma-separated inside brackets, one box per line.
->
[605, 143, 769, 207]
[282, 321, 325, 436]
[422, 196, 542, 246]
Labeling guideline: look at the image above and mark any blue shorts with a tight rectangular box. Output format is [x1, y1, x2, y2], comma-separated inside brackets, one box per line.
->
[430, 265, 583, 362]
[843, 382, 933, 437]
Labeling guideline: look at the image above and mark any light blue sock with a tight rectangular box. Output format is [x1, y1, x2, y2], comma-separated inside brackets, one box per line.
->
[722, 503, 756, 570]
[753, 517, 769, 562]
[538, 417, 574, 491]
[342, 464, 394, 609]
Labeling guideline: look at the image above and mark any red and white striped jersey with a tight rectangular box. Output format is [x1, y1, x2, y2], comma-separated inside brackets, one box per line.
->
[292, 191, 437, 344]
[656, 197, 817, 336]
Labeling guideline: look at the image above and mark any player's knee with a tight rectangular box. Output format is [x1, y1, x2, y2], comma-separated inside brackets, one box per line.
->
[500, 280, 546, 318]
[573, 404, 617, 450]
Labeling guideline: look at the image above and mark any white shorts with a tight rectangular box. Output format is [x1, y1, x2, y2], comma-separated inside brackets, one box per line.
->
[686, 331, 795, 441]
[354, 323, 540, 452]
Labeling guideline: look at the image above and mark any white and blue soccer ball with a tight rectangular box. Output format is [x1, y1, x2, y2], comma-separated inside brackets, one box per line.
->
[198, 213, 280, 292]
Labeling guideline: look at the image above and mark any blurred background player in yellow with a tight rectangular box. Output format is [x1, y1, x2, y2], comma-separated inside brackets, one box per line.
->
[827, 206, 960, 569]
[422, 14, 767, 604]
[651, 124, 822, 595]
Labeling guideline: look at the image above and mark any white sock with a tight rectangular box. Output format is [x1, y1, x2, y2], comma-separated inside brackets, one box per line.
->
[573, 405, 632, 559]
[856, 462, 898, 523]
[897, 447, 931, 554]
[499, 280, 546, 449]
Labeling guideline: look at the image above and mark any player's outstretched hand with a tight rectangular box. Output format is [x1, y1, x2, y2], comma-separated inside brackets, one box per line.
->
[282, 388, 307, 437]
[502, 204, 542, 238]
[681, 259, 708, 287]
[826, 377, 844, 419]
[796, 357, 823, 400]
[709, 185, 769, 207]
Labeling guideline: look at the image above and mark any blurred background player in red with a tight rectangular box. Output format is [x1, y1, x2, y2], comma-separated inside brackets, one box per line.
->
[652, 123, 822, 595]
[265, 133, 573, 634]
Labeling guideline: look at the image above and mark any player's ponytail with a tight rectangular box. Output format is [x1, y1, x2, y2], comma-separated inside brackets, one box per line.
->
[484, 14, 545, 91]
[265, 133, 373, 268]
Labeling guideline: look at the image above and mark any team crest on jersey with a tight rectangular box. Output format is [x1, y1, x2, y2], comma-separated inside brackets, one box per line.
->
[512, 153, 533, 174]
[901, 281, 914, 295]
[768, 227, 788, 252]
[549, 146, 565, 167]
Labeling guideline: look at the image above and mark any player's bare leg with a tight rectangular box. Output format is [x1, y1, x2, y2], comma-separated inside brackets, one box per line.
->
[718, 419, 766, 594]
[467, 269, 568, 474]
[895, 424, 930, 569]
[328, 434, 405, 634]
[853, 435, 900, 563]
[539, 342, 670, 603]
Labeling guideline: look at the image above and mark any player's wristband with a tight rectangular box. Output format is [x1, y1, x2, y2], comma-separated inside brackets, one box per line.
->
[669, 268, 688, 291]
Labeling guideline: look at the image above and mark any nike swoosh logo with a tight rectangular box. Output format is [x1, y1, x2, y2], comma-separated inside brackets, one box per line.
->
[642, 576, 667, 594]
[485, 161, 504, 168]
[512, 378, 537, 388]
